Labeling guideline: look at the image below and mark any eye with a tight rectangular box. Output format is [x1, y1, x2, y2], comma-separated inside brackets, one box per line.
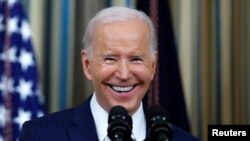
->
[104, 57, 117, 64]
[131, 56, 143, 63]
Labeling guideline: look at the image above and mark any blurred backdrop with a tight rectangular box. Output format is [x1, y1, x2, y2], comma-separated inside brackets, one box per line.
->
[3, 0, 249, 140]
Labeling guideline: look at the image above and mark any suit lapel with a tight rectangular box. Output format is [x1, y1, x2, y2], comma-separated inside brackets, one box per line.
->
[67, 96, 99, 141]
[66, 96, 150, 141]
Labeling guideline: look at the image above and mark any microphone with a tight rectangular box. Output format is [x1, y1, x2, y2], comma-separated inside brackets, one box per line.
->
[107, 105, 133, 141]
[146, 105, 173, 141]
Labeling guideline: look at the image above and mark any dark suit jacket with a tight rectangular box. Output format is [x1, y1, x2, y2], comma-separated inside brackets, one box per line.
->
[20, 96, 200, 141]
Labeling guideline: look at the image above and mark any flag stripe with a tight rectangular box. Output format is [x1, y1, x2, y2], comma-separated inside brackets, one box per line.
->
[0, 0, 44, 140]
[3, 2, 13, 140]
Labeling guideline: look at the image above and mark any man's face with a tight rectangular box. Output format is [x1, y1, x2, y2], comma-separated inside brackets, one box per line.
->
[82, 20, 157, 114]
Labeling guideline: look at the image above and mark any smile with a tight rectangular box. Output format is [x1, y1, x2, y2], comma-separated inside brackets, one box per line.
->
[111, 85, 135, 93]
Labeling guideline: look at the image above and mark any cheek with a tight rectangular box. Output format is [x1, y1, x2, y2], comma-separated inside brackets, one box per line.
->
[133, 64, 155, 80]
[91, 63, 116, 79]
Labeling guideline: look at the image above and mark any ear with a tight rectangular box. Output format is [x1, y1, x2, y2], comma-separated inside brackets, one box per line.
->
[81, 49, 93, 80]
[150, 51, 158, 80]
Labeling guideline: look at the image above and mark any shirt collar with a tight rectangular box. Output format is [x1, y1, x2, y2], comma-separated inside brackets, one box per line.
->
[90, 93, 108, 141]
[132, 101, 146, 141]
[90, 93, 146, 141]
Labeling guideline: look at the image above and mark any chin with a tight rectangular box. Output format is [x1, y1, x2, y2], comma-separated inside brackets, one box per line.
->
[121, 103, 138, 115]
[109, 99, 140, 114]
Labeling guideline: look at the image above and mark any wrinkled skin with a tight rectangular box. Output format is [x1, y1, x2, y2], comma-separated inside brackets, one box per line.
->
[81, 20, 157, 115]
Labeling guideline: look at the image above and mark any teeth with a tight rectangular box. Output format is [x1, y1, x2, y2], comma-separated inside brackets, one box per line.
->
[112, 85, 134, 93]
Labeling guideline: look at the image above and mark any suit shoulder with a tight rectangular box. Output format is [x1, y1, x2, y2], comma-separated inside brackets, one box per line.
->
[24, 106, 77, 129]
[20, 98, 93, 141]
[172, 125, 200, 141]
[20, 107, 79, 141]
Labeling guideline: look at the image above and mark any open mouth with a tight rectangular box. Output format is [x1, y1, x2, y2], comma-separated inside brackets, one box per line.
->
[110, 85, 135, 93]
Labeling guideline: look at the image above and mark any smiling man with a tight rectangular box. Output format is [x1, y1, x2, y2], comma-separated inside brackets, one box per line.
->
[20, 7, 199, 141]
[81, 8, 156, 141]
[82, 15, 156, 115]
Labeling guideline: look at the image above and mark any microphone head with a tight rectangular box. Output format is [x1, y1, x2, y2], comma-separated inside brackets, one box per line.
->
[146, 105, 173, 141]
[146, 105, 168, 122]
[108, 105, 133, 141]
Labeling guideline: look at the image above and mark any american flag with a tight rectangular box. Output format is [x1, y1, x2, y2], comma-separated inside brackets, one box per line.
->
[0, 0, 44, 140]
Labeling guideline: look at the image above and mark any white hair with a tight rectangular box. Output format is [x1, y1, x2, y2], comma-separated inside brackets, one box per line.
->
[83, 6, 157, 59]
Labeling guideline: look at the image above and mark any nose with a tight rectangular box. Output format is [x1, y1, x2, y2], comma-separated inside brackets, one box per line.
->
[117, 59, 131, 80]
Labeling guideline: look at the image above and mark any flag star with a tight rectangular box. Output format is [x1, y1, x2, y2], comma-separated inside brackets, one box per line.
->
[14, 108, 31, 130]
[20, 19, 32, 41]
[0, 75, 15, 94]
[18, 49, 34, 71]
[0, 15, 4, 31]
[0, 0, 5, 5]
[8, 0, 17, 7]
[7, 17, 19, 34]
[0, 105, 7, 127]
[37, 111, 44, 118]
[0, 46, 18, 62]
[0, 135, 3, 141]
[16, 78, 33, 101]
[34, 88, 44, 104]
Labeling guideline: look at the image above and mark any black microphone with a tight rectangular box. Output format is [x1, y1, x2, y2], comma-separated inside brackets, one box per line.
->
[146, 105, 173, 141]
[107, 105, 133, 141]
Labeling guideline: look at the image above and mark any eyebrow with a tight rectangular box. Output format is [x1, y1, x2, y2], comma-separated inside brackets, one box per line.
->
[102, 53, 118, 58]
[131, 53, 145, 57]
[102, 52, 146, 59]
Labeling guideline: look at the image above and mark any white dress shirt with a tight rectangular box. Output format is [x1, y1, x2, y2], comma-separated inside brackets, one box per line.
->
[90, 93, 146, 141]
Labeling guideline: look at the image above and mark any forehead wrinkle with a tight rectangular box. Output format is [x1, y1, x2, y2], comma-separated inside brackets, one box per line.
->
[93, 20, 151, 56]
[101, 33, 142, 47]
